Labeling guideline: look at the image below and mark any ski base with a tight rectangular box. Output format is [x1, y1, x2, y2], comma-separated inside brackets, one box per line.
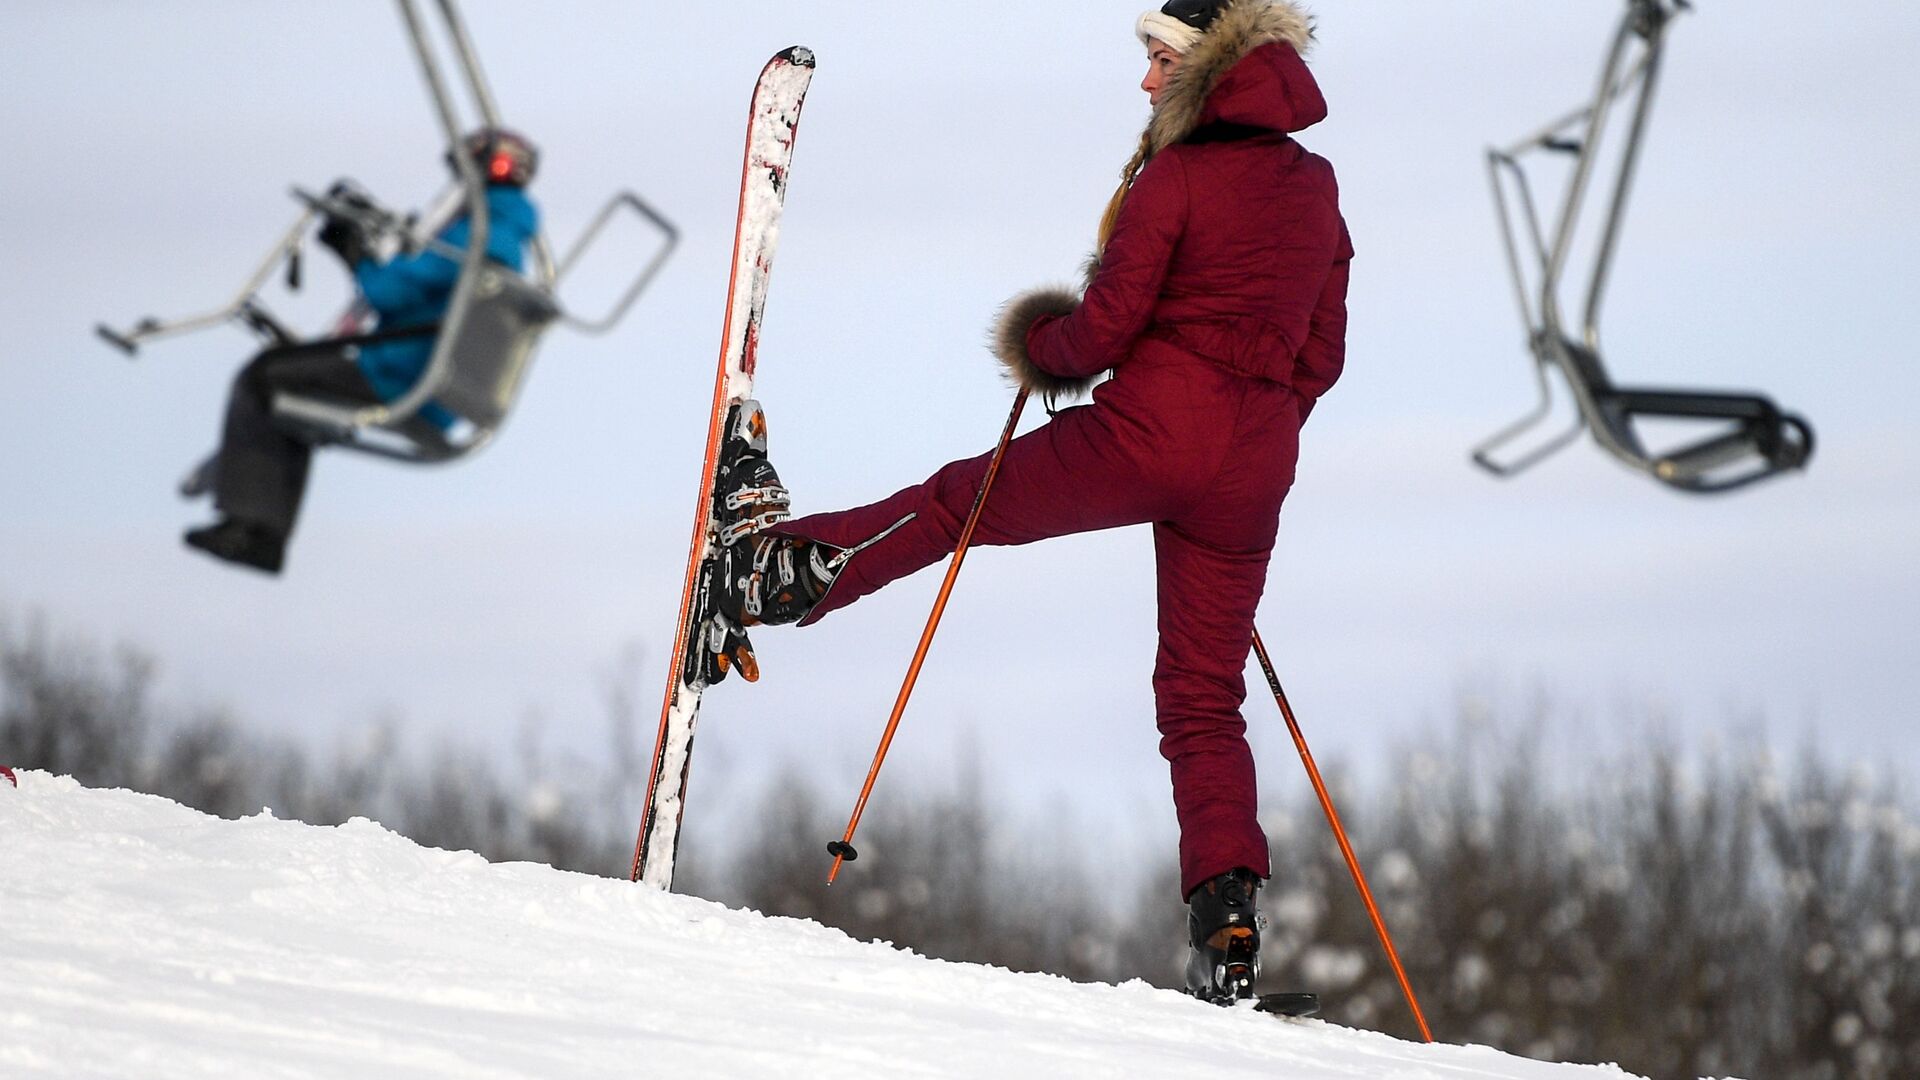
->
[1253, 992, 1321, 1018]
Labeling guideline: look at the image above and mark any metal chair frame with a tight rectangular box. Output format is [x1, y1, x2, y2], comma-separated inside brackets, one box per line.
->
[1473, 0, 1813, 494]
[98, 0, 679, 465]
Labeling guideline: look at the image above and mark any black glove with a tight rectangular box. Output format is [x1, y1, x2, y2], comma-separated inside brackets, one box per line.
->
[318, 180, 378, 266]
[318, 216, 369, 267]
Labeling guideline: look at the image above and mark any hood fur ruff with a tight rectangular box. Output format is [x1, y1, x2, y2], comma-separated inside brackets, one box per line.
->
[991, 0, 1317, 403]
[1146, 0, 1314, 155]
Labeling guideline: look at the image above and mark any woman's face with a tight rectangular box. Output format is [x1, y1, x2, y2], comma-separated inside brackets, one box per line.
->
[1141, 40, 1184, 106]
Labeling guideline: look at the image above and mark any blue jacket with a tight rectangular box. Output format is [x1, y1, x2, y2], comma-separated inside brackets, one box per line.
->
[352, 184, 540, 428]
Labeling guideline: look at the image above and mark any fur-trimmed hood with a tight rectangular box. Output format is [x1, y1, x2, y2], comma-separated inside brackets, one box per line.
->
[989, 0, 1324, 404]
[1145, 0, 1320, 154]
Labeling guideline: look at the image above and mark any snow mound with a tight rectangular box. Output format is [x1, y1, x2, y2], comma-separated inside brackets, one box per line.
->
[0, 773, 1648, 1078]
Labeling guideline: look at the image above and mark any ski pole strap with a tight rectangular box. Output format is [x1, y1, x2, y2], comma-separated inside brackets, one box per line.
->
[825, 390, 1030, 885]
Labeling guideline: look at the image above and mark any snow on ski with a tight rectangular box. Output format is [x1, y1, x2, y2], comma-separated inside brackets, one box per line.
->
[632, 47, 815, 890]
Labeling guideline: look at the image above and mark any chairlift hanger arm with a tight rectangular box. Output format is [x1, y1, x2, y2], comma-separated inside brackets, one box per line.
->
[1470, 0, 1812, 493]
[1472, 0, 1682, 476]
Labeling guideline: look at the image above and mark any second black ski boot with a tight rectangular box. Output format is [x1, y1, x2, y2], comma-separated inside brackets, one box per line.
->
[183, 517, 287, 575]
[1185, 867, 1264, 1005]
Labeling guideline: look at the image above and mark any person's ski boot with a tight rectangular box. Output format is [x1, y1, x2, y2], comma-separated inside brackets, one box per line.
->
[1185, 867, 1265, 1005]
[685, 590, 760, 687]
[712, 398, 848, 628]
[183, 517, 287, 575]
[691, 399, 916, 683]
[687, 399, 798, 687]
[718, 532, 845, 628]
[714, 400, 791, 548]
[1184, 868, 1321, 1017]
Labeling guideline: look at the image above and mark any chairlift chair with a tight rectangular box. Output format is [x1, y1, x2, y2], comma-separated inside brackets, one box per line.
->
[97, 0, 679, 466]
[1472, 0, 1814, 494]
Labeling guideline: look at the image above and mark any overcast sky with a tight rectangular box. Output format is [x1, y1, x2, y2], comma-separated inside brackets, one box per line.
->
[4, 2, 1918, 863]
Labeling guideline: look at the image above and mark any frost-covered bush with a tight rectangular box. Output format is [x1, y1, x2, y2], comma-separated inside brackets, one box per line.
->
[0, 610, 634, 875]
[1232, 713, 1920, 1080]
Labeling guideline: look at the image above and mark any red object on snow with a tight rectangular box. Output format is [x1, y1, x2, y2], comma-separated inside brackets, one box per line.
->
[1, 767, 16, 788]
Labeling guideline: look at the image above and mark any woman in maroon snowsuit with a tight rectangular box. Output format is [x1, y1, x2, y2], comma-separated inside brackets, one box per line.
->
[729, 0, 1349, 998]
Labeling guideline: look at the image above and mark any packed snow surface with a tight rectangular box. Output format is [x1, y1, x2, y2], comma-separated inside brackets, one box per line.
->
[0, 774, 1650, 1079]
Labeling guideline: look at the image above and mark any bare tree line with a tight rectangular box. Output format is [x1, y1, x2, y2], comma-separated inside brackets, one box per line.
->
[3, 609, 1915, 1078]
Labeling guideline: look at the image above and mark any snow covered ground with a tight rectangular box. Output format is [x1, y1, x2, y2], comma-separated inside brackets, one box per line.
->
[1, 774, 1653, 1079]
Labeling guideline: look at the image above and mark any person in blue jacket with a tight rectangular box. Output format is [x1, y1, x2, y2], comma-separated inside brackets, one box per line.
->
[184, 128, 541, 574]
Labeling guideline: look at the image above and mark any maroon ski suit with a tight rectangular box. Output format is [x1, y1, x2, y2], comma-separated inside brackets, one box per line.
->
[779, 4, 1350, 898]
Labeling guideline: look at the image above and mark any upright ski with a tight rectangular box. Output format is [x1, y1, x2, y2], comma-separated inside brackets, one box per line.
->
[631, 47, 816, 889]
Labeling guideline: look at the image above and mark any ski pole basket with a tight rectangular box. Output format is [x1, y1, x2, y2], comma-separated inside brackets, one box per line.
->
[1472, 0, 1814, 494]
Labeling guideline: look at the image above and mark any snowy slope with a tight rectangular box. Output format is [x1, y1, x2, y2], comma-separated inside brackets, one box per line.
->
[0, 774, 1650, 1079]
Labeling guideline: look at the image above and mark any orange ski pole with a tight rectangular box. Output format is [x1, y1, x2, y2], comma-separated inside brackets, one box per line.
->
[1251, 630, 1434, 1043]
[826, 389, 1029, 884]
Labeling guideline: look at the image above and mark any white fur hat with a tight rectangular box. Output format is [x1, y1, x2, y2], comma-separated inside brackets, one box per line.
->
[1136, 10, 1204, 53]
[1137, 0, 1232, 53]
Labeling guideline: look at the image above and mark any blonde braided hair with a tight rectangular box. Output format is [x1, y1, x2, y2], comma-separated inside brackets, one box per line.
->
[1096, 131, 1157, 255]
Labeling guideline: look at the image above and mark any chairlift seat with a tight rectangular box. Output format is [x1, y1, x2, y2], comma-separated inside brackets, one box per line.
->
[269, 266, 559, 463]
[1546, 337, 1814, 492]
[428, 265, 559, 428]
[1473, 0, 1815, 495]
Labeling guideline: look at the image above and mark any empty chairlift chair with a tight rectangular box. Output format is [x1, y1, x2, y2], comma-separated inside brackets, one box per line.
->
[1472, 0, 1814, 494]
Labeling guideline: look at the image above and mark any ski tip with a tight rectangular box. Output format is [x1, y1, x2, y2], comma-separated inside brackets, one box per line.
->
[776, 46, 816, 69]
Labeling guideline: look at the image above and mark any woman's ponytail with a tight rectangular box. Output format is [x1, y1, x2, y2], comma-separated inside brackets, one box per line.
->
[1096, 132, 1156, 255]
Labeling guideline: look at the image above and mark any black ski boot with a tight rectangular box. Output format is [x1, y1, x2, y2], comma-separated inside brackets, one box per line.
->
[687, 400, 796, 687]
[686, 588, 760, 687]
[717, 532, 845, 628]
[1185, 868, 1321, 1017]
[711, 397, 848, 628]
[691, 399, 915, 682]
[183, 517, 287, 575]
[1185, 867, 1265, 1005]
[714, 399, 791, 548]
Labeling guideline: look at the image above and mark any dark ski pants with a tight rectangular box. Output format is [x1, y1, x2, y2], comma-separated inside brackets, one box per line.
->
[213, 345, 379, 537]
[778, 365, 1301, 898]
